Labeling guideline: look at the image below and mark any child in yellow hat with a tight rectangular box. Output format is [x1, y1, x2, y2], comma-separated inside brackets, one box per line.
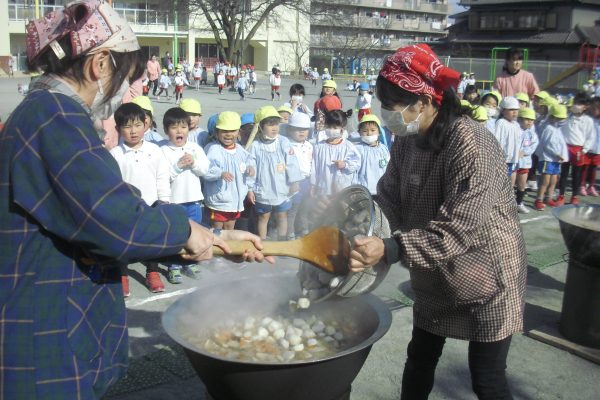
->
[355, 114, 390, 195]
[534, 104, 568, 211]
[515, 108, 539, 213]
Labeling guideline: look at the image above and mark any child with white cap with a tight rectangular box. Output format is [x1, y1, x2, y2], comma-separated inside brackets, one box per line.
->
[534, 104, 569, 210]
[236, 70, 249, 101]
[286, 112, 314, 239]
[248, 106, 303, 240]
[515, 108, 539, 213]
[203, 111, 256, 230]
[353, 114, 390, 195]
[494, 96, 522, 185]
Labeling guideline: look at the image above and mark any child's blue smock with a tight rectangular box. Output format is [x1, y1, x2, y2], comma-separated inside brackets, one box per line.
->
[311, 139, 361, 196]
[536, 123, 568, 162]
[353, 141, 390, 195]
[517, 126, 539, 169]
[203, 144, 255, 212]
[250, 136, 303, 205]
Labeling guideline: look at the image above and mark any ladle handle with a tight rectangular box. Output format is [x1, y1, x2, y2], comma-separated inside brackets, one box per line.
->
[212, 240, 294, 257]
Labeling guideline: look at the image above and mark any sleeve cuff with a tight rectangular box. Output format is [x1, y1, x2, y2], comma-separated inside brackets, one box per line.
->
[383, 237, 403, 265]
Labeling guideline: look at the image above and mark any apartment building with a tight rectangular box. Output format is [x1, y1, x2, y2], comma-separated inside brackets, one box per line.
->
[1, 0, 310, 73]
[310, 0, 450, 72]
[445, 0, 600, 61]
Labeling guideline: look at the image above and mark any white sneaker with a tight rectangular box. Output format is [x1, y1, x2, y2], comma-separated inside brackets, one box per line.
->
[517, 203, 530, 214]
[527, 180, 538, 191]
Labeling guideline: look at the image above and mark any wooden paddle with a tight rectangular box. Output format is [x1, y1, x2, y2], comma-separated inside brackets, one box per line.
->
[209, 226, 351, 275]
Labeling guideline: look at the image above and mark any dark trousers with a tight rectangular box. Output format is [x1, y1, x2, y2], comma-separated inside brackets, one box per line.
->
[401, 327, 513, 400]
[559, 162, 582, 196]
[150, 79, 159, 95]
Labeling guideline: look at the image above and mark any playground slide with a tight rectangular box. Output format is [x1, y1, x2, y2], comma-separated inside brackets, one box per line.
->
[542, 64, 584, 90]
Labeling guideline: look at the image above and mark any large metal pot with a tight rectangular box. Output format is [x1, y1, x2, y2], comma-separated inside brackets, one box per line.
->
[552, 204, 600, 266]
[162, 272, 392, 400]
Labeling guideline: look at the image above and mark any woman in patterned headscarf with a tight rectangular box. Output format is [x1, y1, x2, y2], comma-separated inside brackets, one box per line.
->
[0, 2, 267, 399]
[349, 44, 527, 399]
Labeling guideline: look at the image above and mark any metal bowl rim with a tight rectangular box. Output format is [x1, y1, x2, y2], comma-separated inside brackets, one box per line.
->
[552, 204, 600, 232]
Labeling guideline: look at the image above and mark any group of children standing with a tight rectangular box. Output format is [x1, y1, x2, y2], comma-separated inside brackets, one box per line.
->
[467, 89, 599, 213]
[109, 80, 390, 297]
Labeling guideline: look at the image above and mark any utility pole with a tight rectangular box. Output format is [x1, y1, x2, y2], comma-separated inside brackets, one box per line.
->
[240, 0, 246, 66]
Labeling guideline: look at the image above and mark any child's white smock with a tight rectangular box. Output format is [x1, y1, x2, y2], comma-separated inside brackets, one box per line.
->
[536, 123, 569, 163]
[493, 118, 522, 164]
[517, 126, 539, 169]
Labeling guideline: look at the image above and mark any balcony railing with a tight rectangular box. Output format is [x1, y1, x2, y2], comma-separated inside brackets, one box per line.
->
[8, 3, 187, 30]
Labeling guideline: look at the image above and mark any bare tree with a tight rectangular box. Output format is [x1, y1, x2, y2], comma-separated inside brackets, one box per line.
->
[171, 0, 311, 65]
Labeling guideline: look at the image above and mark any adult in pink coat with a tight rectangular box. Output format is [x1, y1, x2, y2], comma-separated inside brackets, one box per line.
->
[493, 48, 540, 98]
[146, 54, 161, 96]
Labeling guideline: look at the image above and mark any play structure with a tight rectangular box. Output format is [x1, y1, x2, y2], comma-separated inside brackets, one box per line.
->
[542, 43, 600, 90]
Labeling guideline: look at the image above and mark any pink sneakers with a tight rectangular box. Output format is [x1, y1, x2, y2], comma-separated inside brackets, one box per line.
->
[146, 271, 165, 293]
[588, 186, 599, 197]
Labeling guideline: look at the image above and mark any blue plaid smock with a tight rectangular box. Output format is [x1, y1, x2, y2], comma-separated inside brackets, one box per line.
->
[0, 89, 190, 399]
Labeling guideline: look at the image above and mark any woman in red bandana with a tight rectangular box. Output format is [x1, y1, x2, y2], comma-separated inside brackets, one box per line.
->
[349, 44, 527, 399]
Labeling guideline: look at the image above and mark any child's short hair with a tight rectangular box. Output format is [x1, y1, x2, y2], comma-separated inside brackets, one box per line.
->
[289, 83, 306, 97]
[324, 109, 348, 128]
[573, 91, 590, 106]
[114, 103, 146, 128]
[260, 116, 281, 127]
[163, 107, 190, 131]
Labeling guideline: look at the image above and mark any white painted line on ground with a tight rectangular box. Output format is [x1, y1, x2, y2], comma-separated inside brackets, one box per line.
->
[126, 287, 198, 308]
[520, 215, 553, 224]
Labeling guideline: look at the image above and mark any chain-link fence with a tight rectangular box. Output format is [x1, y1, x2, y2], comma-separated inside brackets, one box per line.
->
[328, 55, 591, 93]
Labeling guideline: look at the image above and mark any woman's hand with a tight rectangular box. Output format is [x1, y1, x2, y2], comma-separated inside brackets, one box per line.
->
[349, 235, 385, 272]
[180, 220, 218, 262]
[217, 230, 275, 264]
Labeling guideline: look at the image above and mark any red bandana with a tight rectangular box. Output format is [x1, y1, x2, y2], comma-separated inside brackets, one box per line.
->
[380, 44, 460, 106]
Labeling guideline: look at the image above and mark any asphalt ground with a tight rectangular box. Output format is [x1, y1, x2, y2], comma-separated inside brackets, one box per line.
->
[1, 75, 599, 399]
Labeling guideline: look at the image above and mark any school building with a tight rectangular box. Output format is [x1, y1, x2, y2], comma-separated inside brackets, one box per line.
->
[0, 0, 310, 74]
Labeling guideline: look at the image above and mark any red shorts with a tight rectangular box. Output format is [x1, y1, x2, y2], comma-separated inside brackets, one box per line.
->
[271, 86, 280, 91]
[516, 168, 529, 175]
[209, 209, 241, 222]
[194, 77, 200, 81]
[567, 144, 587, 166]
[175, 85, 184, 93]
[218, 84, 224, 89]
[584, 152, 600, 166]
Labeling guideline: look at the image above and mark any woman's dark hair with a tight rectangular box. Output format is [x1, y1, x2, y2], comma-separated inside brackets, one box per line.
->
[289, 83, 306, 97]
[376, 75, 466, 152]
[505, 48, 524, 61]
[260, 116, 281, 128]
[28, 35, 145, 104]
[163, 107, 190, 131]
[324, 109, 348, 128]
[114, 103, 146, 128]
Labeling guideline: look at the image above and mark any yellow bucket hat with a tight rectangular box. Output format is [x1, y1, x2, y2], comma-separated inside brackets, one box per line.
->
[255, 105, 281, 125]
[460, 99, 473, 109]
[215, 111, 241, 130]
[359, 114, 381, 128]
[487, 90, 503, 105]
[549, 104, 568, 119]
[534, 90, 550, 100]
[518, 108, 536, 120]
[179, 98, 202, 115]
[471, 106, 488, 121]
[541, 96, 559, 107]
[322, 80, 337, 89]
[131, 96, 154, 115]
[277, 105, 294, 115]
[515, 92, 530, 104]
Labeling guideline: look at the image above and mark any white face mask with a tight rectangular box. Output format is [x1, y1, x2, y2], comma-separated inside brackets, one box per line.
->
[325, 128, 343, 139]
[361, 135, 378, 145]
[291, 95, 303, 103]
[381, 106, 421, 136]
[91, 78, 129, 120]
[486, 107, 499, 118]
[570, 105, 585, 114]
